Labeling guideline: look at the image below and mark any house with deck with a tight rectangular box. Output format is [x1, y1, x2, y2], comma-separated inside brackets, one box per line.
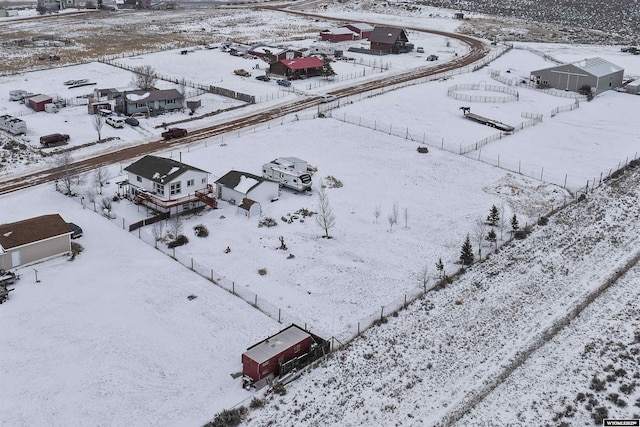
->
[124, 155, 216, 215]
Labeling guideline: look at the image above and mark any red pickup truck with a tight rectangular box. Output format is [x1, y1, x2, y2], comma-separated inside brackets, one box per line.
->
[161, 128, 187, 140]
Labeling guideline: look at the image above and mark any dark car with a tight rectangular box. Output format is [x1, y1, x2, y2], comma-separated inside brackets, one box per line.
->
[68, 222, 83, 239]
[255, 75, 270, 82]
[276, 79, 291, 87]
[161, 128, 187, 140]
[124, 117, 139, 126]
[40, 133, 70, 147]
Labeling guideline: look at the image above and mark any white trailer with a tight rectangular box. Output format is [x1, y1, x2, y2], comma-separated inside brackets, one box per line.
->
[262, 158, 312, 192]
[0, 115, 27, 135]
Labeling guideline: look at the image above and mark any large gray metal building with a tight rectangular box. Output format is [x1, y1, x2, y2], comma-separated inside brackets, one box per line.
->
[531, 57, 624, 95]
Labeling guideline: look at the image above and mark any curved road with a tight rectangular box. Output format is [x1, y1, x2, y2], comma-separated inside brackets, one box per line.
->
[0, 15, 488, 196]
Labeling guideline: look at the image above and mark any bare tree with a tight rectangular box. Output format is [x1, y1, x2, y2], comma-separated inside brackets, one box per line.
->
[388, 213, 395, 232]
[168, 214, 184, 238]
[132, 65, 158, 90]
[56, 151, 82, 196]
[391, 202, 399, 225]
[85, 187, 97, 204]
[497, 203, 508, 241]
[178, 77, 187, 109]
[315, 186, 336, 238]
[93, 114, 104, 141]
[151, 220, 164, 249]
[435, 257, 445, 279]
[419, 264, 429, 293]
[374, 204, 381, 224]
[472, 218, 487, 258]
[93, 167, 107, 194]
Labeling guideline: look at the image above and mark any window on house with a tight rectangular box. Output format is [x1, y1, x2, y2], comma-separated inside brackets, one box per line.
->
[262, 361, 269, 367]
[294, 344, 301, 353]
[154, 182, 164, 194]
[136, 176, 142, 182]
[201, 178, 207, 184]
[187, 179, 194, 187]
[170, 182, 181, 196]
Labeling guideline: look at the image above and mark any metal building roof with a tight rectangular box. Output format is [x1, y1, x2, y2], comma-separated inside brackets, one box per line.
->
[243, 325, 311, 364]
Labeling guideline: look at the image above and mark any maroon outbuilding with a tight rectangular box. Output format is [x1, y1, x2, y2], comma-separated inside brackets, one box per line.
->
[242, 324, 312, 383]
[28, 94, 53, 112]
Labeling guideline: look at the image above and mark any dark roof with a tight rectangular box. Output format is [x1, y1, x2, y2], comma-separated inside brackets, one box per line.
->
[238, 198, 258, 210]
[369, 26, 408, 44]
[279, 57, 325, 70]
[0, 214, 71, 250]
[215, 170, 265, 193]
[122, 89, 183, 103]
[124, 155, 209, 184]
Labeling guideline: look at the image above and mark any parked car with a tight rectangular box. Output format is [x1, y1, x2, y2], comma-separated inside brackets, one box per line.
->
[276, 79, 291, 87]
[106, 116, 125, 128]
[67, 222, 83, 239]
[161, 128, 187, 140]
[124, 117, 139, 126]
[426, 54, 439, 61]
[255, 75, 271, 82]
[234, 69, 251, 77]
[40, 133, 70, 147]
[416, 47, 425, 53]
[320, 94, 337, 103]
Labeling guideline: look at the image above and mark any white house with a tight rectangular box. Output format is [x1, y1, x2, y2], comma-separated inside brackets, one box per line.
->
[124, 155, 216, 214]
[215, 170, 279, 205]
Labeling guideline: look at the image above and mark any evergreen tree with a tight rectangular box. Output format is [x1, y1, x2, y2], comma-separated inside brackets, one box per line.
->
[435, 258, 444, 278]
[321, 63, 336, 79]
[485, 229, 497, 251]
[460, 234, 474, 266]
[511, 214, 519, 232]
[487, 204, 500, 226]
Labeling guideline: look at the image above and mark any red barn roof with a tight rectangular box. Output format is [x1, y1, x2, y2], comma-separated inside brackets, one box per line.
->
[279, 57, 325, 70]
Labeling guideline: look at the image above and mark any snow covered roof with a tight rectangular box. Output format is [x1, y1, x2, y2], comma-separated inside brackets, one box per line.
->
[123, 155, 209, 184]
[321, 27, 357, 36]
[0, 214, 71, 250]
[243, 325, 310, 364]
[249, 44, 288, 56]
[215, 170, 265, 194]
[570, 57, 624, 77]
[346, 23, 374, 32]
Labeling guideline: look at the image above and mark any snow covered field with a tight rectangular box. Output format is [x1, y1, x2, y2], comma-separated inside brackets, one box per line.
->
[1, 5, 640, 427]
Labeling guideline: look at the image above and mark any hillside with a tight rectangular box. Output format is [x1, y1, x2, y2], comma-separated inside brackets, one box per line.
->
[240, 160, 640, 426]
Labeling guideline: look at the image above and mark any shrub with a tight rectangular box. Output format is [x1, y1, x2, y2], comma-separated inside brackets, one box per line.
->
[69, 242, 84, 261]
[272, 382, 287, 395]
[258, 217, 278, 228]
[590, 376, 606, 391]
[258, 268, 267, 276]
[194, 224, 209, 237]
[538, 216, 549, 226]
[324, 175, 343, 188]
[417, 146, 429, 153]
[204, 407, 247, 427]
[100, 197, 112, 211]
[168, 234, 189, 248]
[249, 397, 264, 408]
[591, 406, 608, 425]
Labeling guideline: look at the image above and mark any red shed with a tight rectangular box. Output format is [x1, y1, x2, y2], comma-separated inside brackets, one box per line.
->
[242, 324, 312, 383]
[345, 23, 374, 40]
[28, 94, 53, 112]
[269, 57, 326, 79]
[319, 27, 357, 43]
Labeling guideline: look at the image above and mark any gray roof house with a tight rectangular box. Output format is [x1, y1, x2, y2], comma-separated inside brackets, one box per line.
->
[531, 57, 624, 95]
[215, 170, 279, 206]
[124, 155, 215, 214]
[114, 89, 184, 116]
[0, 214, 72, 270]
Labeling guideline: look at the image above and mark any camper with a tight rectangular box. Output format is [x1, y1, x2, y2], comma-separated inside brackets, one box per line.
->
[262, 157, 312, 192]
[0, 115, 27, 135]
[9, 90, 28, 101]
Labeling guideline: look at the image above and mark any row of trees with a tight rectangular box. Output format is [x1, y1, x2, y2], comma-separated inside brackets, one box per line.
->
[459, 204, 521, 267]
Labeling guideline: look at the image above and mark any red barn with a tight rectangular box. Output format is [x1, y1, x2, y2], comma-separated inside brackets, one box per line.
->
[28, 94, 53, 112]
[242, 324, 312, 383]
[345, 23, 374, 40]
[269, 57, 326, 79]
[319, 27, 357, 43]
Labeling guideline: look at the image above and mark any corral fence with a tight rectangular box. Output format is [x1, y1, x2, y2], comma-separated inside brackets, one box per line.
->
[447, 83, 519, 103]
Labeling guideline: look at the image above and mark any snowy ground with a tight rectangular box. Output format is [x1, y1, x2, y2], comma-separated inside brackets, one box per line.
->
[1, 4, 640, 427]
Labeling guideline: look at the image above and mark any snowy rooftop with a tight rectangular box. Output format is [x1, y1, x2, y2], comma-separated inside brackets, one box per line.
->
[243, 325, 310, 364]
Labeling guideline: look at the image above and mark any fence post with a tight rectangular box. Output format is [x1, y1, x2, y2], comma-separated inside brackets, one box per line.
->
[232, 281, 235, 294]
[357, 322, 360, 335]
[211, 270, 213, 282]
[191, 258, 194, 270]
[254, 294, 258, 307]
[540, 167, 544, 181]
[518, 160, 521, 174]
[380, 306, 384, 321]
[564, 174, 567, 188]
[122, 218, 125, 229]
[278, 309, 281, 323]
[404, 294, 407, 308]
